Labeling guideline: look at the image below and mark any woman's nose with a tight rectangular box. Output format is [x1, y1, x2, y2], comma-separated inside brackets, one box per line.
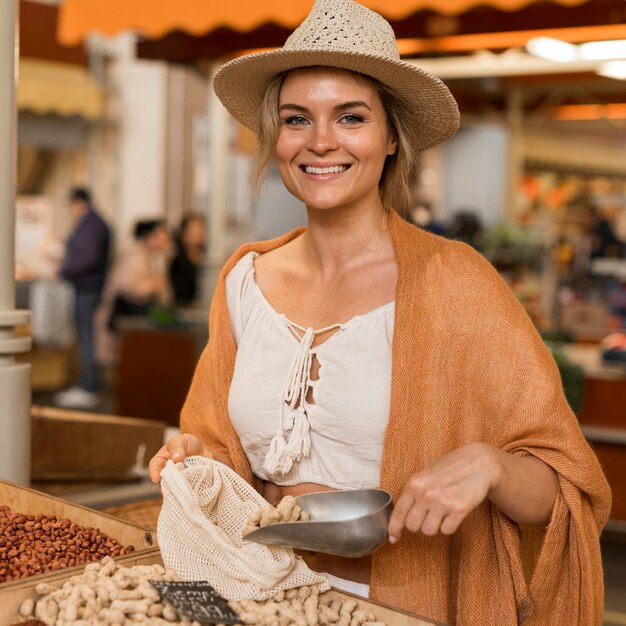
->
[307, 122, 338, 154]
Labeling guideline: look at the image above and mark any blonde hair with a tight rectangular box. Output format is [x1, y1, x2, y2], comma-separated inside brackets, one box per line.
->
[250, 69, 419, 216]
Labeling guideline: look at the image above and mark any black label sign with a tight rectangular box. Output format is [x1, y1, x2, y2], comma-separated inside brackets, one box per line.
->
[150, 581, 242, 625]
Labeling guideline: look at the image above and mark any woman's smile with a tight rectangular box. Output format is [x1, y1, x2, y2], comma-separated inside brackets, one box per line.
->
[300, 163, 351, 175]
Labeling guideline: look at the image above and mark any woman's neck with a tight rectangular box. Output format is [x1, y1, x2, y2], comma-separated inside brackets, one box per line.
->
[300, 203, 392, 278]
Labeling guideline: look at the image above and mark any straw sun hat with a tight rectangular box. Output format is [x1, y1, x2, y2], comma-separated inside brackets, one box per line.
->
[213, 0, 460, 152]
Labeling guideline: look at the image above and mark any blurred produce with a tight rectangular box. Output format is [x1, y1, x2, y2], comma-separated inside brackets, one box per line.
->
[482, 221, 544, 270]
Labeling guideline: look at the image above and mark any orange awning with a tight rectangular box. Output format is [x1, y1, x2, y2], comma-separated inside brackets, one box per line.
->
[58, 0, 591, 46]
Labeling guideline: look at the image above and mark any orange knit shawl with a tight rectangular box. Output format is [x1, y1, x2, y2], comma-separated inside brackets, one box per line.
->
[181, 211, 611, 625]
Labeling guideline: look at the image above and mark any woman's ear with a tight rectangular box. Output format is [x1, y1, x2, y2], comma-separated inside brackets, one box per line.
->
[387, 135, 398, 156]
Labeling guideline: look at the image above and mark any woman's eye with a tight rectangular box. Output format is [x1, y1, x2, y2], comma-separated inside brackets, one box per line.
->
[283, 115, 308, 126]
[340, 114, 364, 124]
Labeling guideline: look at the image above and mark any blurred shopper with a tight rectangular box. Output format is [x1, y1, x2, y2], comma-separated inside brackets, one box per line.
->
[104, 219, 172, 330]
[409, 202, 447, 236]
[54, 187, 110, 409]
[448, 209, 484, 251]
[149, 1, 609, 623]
[170, 214, 206, 306]
[589, 205, 625, 259]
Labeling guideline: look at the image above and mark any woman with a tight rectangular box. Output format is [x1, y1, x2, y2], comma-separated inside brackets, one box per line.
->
[105, 219, 172, 329]
[170, 214, 206, 306]
[149, 0, 610, 623]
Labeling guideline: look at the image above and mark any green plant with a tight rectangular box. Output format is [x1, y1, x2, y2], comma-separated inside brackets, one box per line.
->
[482, 222, 544, 269]
[543, 339, 584, 414]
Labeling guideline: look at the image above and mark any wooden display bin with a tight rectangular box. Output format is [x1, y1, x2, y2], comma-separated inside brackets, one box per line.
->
[0, 548, 162, 625]
[31, 405, 166, 482]
[0, 478, 157, 623]
[0, 548, 443, 626]
[322, 589, 445, 625]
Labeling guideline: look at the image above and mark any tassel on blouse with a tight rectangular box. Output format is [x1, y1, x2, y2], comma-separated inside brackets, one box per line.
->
[263, 322, 340, 476]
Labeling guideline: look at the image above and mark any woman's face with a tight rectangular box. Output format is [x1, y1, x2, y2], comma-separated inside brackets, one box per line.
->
[147, 224, 171, 252]
[182, 218, 206, 249]
[275, 67, 397, 213]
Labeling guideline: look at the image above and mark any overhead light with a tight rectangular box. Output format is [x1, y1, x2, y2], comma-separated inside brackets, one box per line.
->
[526, 37, 578, 62]
[597, 60, 626, 80]
[580, 40, 626, 60]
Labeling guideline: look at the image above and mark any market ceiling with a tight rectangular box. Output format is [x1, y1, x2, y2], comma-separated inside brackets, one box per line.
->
[57, 0, 622, 62]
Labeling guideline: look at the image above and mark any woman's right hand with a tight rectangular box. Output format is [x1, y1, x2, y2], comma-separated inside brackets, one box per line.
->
[149, 434, 215, 483]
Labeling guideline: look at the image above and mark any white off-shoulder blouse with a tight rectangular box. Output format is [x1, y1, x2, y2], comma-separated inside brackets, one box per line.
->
[226, 251, 394, 490]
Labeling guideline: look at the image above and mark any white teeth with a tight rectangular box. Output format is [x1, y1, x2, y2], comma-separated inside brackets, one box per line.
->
[304, 165, 348, 174]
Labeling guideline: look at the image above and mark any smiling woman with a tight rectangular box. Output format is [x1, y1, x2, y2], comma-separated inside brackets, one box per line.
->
[148, 0, 611, 624]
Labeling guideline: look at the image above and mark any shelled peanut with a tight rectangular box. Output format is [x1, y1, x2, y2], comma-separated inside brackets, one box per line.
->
[243, 496, 310, 535]
[19, 556, 191, 625]
[0, 505, 135, 583]
[230, 587, 386, 626]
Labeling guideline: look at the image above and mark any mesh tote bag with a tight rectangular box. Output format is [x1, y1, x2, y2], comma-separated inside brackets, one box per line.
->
[157, 457, 329, 601]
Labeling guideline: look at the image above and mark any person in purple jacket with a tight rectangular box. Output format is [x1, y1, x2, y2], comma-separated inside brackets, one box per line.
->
[54, 187, 111, 409]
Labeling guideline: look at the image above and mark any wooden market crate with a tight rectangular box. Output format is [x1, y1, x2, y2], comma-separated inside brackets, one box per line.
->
[0, 548, 443, 626]
[323, 589, 446, 625]
[31, 405, 166, 482]
[0, 547, 162, 625]
[0, 478, 157, 623]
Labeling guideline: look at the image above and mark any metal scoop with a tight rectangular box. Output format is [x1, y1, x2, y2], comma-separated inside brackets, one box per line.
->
[244, 489, 393, 558]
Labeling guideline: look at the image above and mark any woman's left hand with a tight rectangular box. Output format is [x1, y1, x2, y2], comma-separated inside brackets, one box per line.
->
[387, 443, 501, 541]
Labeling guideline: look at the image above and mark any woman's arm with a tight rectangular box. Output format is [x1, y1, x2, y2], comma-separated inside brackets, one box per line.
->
[488, 446, 559, 525]
[388, 442, 558, 541]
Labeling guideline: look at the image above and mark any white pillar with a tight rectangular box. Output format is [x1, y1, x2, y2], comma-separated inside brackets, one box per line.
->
[0, 0, 31, 485]
[201, 64, 230, 307]
[114, 59, 169, 246]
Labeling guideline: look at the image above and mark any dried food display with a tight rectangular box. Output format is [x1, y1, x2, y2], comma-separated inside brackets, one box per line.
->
[231, 587, 386, 625]
[0, 506, 135, 584]
[19, 557, 181, 625]
[18, 556, 386, 625]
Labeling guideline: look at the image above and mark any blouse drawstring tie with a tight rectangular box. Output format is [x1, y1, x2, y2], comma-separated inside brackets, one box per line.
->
[263, 320, 341, 476]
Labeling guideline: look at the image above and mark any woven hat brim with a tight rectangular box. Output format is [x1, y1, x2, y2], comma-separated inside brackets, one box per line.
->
[214, 49, 460, 152]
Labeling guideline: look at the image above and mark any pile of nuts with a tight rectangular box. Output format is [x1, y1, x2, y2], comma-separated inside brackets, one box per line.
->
[18, 557, 386, 626]
[19, 557, 188, 625]
[231, 587, 386, 625]
[0, 506, 135, 583]
[243, 496, 310, 535]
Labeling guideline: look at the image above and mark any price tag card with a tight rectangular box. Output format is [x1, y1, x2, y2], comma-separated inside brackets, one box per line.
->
[150, 581, 242, 625]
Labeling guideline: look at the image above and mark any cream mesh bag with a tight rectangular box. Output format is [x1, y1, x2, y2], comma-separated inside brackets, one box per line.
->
[157, 456, 329, 601]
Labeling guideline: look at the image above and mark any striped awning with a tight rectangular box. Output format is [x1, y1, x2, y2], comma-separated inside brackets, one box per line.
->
[58, 0, 591, 45]
[18, 58, 103, 119]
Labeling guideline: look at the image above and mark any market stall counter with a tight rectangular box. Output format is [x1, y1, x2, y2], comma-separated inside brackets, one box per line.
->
[0, 480, 446, 626]
[563, 343, 626, 525]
